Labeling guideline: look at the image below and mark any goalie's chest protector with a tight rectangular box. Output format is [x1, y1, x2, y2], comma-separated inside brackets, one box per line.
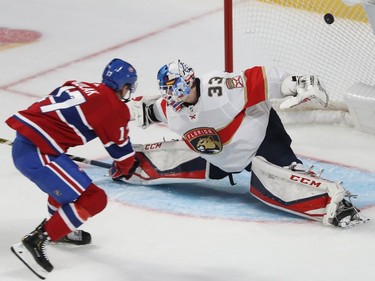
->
[166, 69, 272, 173]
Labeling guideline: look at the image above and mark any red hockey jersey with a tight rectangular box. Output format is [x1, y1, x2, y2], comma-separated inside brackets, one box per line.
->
[6, 80, 135, 174]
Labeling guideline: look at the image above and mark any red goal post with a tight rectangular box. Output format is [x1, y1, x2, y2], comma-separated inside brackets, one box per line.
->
[224, 0, 375, 126]
[224, 0, 233, 73]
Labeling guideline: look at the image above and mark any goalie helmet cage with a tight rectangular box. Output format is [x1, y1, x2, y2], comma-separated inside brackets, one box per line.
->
[224, 0, 375, 125]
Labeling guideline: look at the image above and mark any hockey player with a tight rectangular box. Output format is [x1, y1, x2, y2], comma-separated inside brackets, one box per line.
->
[124, 59, 367, 229]
[6, 58, 139, 279]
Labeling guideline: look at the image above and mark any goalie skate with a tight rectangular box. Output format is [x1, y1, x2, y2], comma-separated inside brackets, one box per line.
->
[11, 242, 50, 280]
[331, 196, 369, 228]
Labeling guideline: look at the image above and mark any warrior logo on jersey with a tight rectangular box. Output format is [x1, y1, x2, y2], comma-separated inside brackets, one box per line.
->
[225, 75, 244, 89]
[183, 127, 222, 154]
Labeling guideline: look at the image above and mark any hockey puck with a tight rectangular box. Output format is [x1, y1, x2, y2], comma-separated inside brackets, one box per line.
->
[324, 13, 335, 25]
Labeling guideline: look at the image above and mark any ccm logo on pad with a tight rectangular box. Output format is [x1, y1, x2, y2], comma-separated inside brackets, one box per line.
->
[144, 143, 162, 150]
[290, 175, 321, 187]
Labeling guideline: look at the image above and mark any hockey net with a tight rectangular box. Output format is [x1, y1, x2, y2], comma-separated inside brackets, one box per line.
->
[227, 0, 375, 126]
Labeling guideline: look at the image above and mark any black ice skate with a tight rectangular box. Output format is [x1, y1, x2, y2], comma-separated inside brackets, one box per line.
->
[11, 219, 53, 280]
[55, 230, 92, 245]
[332, 197, 369, 228]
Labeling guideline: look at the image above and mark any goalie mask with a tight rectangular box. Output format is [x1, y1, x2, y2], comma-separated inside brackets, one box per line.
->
[157, 59, 195, 112]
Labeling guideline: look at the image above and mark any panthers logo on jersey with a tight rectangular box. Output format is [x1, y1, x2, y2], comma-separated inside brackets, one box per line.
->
[225, 75, 244, 89]
[183, 127, 222, 154]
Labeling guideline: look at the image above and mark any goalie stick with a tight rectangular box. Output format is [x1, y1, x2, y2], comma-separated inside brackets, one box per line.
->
[131, 138, 192, 152]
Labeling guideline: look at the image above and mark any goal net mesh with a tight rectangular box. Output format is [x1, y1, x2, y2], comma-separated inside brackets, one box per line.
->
[232, 0, 375, 123]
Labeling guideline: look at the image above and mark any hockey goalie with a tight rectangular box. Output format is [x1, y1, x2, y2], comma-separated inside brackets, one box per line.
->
[110, 60, 368, 228]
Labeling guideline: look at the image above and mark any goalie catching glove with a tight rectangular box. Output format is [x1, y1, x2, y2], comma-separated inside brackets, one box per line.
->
[280, 75, 329, 109]
[127, 95, 161, 129]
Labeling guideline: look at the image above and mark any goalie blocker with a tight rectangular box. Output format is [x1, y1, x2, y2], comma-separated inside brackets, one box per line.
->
[117, 141, 368, 228]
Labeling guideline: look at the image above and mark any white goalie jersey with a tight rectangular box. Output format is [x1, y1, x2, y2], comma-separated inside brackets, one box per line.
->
[152, 66, 272, 173]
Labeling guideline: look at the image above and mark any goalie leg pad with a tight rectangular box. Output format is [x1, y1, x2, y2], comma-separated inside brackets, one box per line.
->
[119, 151, 209, 185]
[250, 156, 347, 223]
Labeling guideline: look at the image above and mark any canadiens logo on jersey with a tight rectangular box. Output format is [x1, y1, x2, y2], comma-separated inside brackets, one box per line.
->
[225, 75, 244, 89]
[183, 127, 222, 154]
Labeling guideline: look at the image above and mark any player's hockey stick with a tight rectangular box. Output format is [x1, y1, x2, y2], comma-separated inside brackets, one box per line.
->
[0, 137, 192, 169]
[0, 137, 111, 169]
[65, 154, 111, 169]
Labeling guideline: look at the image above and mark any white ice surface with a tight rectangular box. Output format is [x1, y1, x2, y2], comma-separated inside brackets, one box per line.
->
[1, 1, 375, 281]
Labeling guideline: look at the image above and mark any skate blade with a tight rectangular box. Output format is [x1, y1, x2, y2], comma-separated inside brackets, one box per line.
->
[11, 243, 49, 280]
[338, 216, 370, 229]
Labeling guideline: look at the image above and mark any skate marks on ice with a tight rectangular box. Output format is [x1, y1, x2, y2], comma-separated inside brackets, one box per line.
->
[85, 157, 375, 223]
